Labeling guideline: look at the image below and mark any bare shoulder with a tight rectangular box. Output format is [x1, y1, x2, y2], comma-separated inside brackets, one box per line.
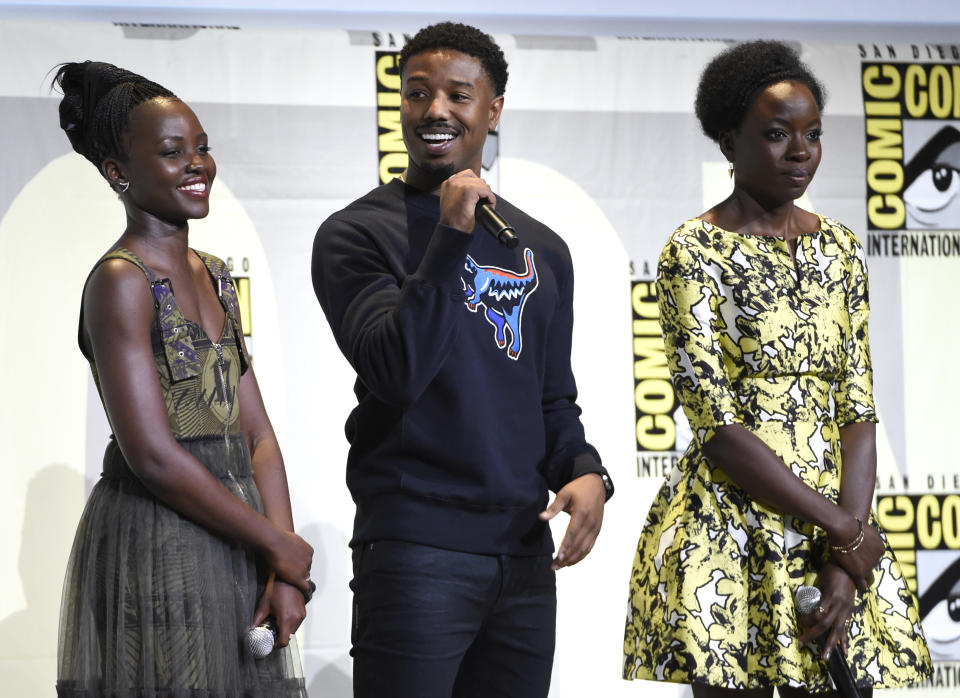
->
[83, 257, 155, 334]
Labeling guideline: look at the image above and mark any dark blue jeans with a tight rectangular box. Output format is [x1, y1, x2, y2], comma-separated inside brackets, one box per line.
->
[350, 540, 557, 698]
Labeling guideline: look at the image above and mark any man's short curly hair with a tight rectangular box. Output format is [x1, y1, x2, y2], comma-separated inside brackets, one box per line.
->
[399, 22, 508, 97]
[695, 40, 826, 143]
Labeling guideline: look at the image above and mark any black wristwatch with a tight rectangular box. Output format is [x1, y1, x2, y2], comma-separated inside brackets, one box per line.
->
[597, 471, 614, 501]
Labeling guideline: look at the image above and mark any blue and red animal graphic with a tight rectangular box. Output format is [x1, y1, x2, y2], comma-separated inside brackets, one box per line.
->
[461, 248, 538, 360]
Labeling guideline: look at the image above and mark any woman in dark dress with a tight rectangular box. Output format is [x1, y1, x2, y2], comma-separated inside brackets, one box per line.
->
[53, 61, 312, 697]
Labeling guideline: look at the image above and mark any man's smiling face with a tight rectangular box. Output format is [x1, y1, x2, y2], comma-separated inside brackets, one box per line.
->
[400, 48, 503, 189]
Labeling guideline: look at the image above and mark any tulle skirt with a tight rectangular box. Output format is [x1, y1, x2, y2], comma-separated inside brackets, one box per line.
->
[57, 435, 308, 697]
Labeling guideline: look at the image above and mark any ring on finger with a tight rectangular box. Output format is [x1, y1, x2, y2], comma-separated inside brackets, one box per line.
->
[817, 605, 825, 615]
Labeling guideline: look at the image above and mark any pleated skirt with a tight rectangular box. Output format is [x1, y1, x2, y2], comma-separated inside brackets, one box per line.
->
[57, 435, 308, 697]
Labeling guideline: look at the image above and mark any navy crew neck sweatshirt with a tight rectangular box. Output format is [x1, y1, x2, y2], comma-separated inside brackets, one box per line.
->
[311, 178, 606, 556]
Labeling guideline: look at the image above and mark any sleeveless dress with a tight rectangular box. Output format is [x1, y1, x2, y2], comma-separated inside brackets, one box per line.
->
[57, 248, 307, 697]
[622, 217, 931, 691]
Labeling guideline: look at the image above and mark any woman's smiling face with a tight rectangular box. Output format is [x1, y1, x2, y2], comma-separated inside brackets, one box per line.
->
[113, 97, 216, 225]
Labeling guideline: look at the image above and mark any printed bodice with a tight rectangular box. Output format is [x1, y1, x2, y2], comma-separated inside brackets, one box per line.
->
[657, 216, 876, 445]
[85, 248, 249, 440]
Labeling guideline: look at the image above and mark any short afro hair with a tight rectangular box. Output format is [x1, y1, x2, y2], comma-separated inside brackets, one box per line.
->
[399, 22, 508, 97]
[695, 40, 826, 143]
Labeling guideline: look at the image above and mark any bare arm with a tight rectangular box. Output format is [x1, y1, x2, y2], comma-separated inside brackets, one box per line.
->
[239, 365, 295, 535]
[798, 421, 878, 657]
[238, 359, 309, 645]
[702, 423, 883, 590]
[836, 421, 877, 523]
[85, 259, 312, 591]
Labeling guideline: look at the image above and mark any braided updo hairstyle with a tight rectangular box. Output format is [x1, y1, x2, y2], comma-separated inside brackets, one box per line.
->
[694, 40, 826, 143]
[52, 61, 178, 175]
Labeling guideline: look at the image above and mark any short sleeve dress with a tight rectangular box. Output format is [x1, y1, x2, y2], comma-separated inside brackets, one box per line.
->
[622, 217, 931, 691]
[56, 248, 308, 697]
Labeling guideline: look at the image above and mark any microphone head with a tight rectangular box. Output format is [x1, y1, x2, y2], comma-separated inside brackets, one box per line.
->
[499, 229, 520, 249]
[245, 620, 277, 659]
[795, 584, 822, 617]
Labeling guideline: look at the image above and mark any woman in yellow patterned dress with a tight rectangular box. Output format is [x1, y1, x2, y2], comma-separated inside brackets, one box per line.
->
[623, 41, 931, 697]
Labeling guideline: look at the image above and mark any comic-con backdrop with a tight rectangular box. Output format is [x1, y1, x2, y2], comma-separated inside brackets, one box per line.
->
[1, 19, 957, 697]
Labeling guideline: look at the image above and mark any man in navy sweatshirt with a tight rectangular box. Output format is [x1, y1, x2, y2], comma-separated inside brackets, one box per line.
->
[311, 21, 613, 698]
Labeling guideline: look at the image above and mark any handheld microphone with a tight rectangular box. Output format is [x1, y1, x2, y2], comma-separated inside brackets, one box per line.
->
[795, 585, 862, 698]
[245, 617, 278, 659]
[475, 201, 519, 248]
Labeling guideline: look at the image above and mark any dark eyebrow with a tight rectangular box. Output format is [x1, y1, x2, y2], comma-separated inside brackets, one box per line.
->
[156, 133, 208, 144]
[405, 75, 475, 89]
[770, 116, 822, 128]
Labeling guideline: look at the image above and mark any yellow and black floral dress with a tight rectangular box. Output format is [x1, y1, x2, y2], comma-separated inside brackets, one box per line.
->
[623, 216, 931, 690]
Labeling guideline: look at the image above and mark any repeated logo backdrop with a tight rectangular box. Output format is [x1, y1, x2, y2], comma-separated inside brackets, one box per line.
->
[375, 43, 407, 185]
[858, 45, 960, 678]
[0, 19, 957, 697]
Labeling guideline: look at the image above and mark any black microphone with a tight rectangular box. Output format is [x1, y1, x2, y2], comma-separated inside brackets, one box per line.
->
[475, 201, 519, 248]
[795, 585, 862, 698]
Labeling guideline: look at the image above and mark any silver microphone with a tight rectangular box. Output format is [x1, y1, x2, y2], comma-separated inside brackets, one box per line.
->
[245, 618, 277, 659]
[795, 584, 822, 616]
[795, 585, 862, 698]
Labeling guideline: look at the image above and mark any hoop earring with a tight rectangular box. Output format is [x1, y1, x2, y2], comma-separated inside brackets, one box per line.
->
[728, 162, 735, 179]
[116, 180, 130, 194]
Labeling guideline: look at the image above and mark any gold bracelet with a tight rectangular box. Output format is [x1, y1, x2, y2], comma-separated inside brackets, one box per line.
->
[831, 517, 864, 554]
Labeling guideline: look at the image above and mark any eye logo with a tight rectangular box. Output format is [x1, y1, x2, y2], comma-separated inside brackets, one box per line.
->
[904, 125, 960, 229]
[461, 248, 538, 360]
